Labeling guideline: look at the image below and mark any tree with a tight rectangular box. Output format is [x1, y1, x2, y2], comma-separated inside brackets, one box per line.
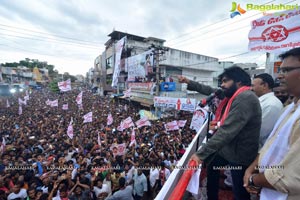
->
[48, 80, 60, 93]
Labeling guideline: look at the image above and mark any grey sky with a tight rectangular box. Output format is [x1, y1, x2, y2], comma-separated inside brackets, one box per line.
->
[0, 0, 292, 75]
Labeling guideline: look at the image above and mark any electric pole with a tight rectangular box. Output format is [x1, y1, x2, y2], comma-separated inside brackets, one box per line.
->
[149, 44, 168, 117]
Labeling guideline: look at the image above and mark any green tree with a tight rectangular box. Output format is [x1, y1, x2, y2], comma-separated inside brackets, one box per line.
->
[48, 80, 60, 93]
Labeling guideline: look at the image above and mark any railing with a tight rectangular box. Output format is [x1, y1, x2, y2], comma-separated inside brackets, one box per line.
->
[155, 121, 208, 200]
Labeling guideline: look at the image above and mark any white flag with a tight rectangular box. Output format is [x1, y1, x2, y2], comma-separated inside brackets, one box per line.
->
[83, 112, 92, 123]
[18, 106, 22, 115]
[6, 99, 10, 108]
[165, 120, 179, 131]
[122, 117, 135, 129]
[129, 129, 136, 147]
[62, 104, 68, 110]
[97, 132, 101, 147]
[24, 95, 29, 101]
[0, 137, 6, 154]
[50, 99, 58, 107]
[135, 117, 151, 128]
[58, 79, 72, 92]
[18, 98, 26, 105]
[67, 119, 74, 139]
[177, 120, 187, 128]
[46, 99, 50, 105]
[124, 88, 132, 98]
[76, 91, 83, 105]
[107, 114, 113, 126]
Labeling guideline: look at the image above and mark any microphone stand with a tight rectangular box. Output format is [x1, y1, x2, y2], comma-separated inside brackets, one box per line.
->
[206, 100, 215, 142]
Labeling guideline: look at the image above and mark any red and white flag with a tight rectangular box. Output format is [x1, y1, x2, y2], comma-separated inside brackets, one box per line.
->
[6, 99, 10, 108]
[67, 118, 74, 139]
[165, 120, 179, 131]
[76, 91, 83, 105]
[124, 88, 132, 98]
[177, 120, 187, 128]
[83, 112, 92, 123]
[129, 129, 136, 147]
[107, 114, 113, 126]
[18, 106, 22, 115]
[18, 98, 26, 106]
[97, 132, 101, 147]
[62, 104, 68, 110]
[135, 117, 151, 128]
[50, 99, 58, 107]
[58, 79, 71, 92]
[117, 121, 124, 132]
[122, 117, 135, 130]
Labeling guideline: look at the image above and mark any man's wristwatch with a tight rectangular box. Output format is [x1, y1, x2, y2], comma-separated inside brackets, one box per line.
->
[248, 174, 261, 190]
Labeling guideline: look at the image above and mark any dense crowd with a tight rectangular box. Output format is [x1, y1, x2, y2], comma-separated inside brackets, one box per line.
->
[0, 88, 196, 200]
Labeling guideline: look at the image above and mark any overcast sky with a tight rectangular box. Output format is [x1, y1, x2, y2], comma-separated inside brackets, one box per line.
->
[0, 0, 294, 75]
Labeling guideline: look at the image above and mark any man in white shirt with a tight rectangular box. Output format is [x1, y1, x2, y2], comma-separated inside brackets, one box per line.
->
[251, 73, 283, 148]
[7, 182, 28, 200]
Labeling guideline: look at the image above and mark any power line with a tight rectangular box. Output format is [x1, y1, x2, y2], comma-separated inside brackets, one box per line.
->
[2, 33, 99, 49]
[0, 23, 104, 45]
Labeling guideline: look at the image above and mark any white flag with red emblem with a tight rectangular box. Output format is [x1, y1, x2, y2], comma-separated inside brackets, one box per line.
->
[6, 99, 10, 108]
[50, 99, 58, 107]
[124, 88, 132, 98]
[18, 98, 26, 106]
[177, 120, 187, 128]
[97, 132, 101, 147]
[129, 128, 136, 147]
[122, 117, 135, 130]
[18, 106, 22, 115]
[107, 114, 113, 126]
[76, 91, 83, 105]
[67, 118, 74, 139]
[62, 104, 68, 110]
[83, 112, 92, 123]
[165, 120, 179, 131]
[135, 117, 151, 128]
[58, 79, 72, 92]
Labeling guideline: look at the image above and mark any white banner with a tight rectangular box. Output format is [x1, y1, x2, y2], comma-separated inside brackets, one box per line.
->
[107, 114, 113, 126]
[67, 119, 74, 139]
[177, 120, 187, 128]
[248, 9, 300, 52]
[112, 36, 126, 87]
[50, 99, 58, 107]
[58, 79, 72, 92]
[126, 50, 154, 82]
[154, 96, 196, 112]
[190, 107, 207, 132]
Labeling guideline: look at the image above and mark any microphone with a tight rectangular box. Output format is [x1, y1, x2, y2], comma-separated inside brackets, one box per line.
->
[199, 89, 224, 107]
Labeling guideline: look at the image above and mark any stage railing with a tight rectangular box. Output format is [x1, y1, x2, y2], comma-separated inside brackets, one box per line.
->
[155, 121, 208, 200]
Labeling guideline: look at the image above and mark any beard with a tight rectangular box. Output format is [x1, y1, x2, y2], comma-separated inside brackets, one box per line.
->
[278, 96, 289, 104]
[223, 83, 238, 98]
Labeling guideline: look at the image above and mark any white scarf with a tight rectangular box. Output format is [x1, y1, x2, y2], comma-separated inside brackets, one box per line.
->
[260, 102, 300, 200]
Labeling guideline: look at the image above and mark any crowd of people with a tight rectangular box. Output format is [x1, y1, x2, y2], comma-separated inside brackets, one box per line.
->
[0, 86, 196, 200]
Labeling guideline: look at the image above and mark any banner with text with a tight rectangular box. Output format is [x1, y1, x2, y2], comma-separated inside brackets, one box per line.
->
[153, 96, 196, 112]
[248, 9, 300, 52]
